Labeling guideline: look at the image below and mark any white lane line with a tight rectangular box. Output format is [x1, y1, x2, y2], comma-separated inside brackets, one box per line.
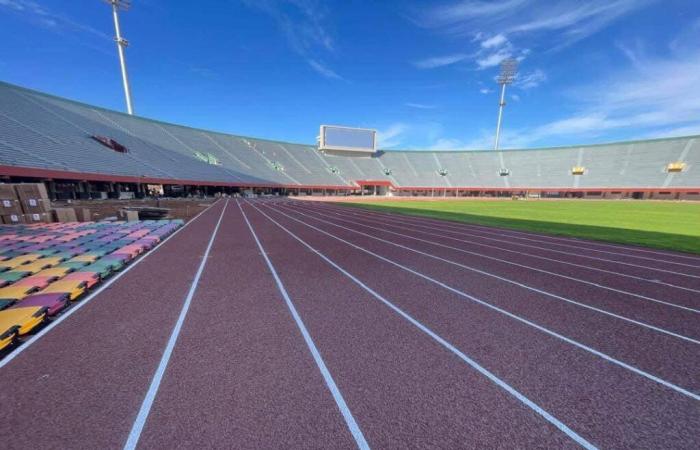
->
[260, 202, 700, 402]
[237, 200, 369, 450]
[0, 200, 221, 370]
[247, 200, 597, 450]
[277, 203, 699, 344]
[123, 199, 229, 450]
[302, 202, 700, 296]
[310, 201, 700, 272]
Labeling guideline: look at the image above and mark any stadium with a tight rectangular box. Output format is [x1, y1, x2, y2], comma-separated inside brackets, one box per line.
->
[0, 1, 699, 449]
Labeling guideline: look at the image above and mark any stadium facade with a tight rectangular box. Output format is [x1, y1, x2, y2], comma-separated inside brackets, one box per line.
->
[0, 81, 698, 200]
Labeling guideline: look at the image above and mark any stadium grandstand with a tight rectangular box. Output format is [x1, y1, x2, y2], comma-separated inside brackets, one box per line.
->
[0, 81, 698, 200]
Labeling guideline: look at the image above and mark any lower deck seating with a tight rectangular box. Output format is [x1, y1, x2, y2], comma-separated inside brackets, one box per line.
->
[0, 218, 183, 354]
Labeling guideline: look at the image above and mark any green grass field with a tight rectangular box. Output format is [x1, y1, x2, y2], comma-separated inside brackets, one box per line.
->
[341, 200, 700, 254]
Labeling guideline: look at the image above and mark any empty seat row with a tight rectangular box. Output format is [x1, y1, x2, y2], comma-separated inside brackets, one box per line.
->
[0, 219, 183, 352]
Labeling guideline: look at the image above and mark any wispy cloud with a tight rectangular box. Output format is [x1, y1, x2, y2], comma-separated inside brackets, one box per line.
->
[0, 0, 111, 39]
[376, 123, 409, 148]
[514, 69, 547, 89]
[411, 0, 652, 73]
[420, 0, 651, 43]
[404, 102, 436, 109]
[463, 41, 700, 148]
[413, 53, 469, 69]
[242, 0, 343, 80]
[307, 59, 343, 80]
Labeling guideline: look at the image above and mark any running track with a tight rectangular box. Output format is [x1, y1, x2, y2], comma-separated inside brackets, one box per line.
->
[1, 198, 698, 448]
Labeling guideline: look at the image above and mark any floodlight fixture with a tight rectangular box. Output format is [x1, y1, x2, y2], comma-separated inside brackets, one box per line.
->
[493, 58, 518, 150]
[104, 0, 134, 115]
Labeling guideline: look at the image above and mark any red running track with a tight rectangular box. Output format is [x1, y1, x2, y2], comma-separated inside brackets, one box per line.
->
[0, 198, 697, 449]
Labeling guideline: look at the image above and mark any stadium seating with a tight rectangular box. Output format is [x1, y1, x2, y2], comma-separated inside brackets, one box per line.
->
[0, 218, 183, 353]
[16, 293, 69, 316]
[0, 306, 47, 336]
[0, 81, 697, 192]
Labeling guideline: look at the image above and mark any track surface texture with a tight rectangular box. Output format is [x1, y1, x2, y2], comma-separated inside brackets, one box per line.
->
[1, 198, 698, 449]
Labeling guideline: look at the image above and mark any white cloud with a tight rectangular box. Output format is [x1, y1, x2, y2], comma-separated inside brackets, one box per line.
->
[413, 0, 653, 72]
[0, 0, 110, 39]
[307, 59, 343, 80]
[480, 33, 508, 49]
[479, 88, 492, 94]
[413, 53, 469, 69]
[482, 45, 700, 146]
[404, 102, 436, 109]
[476, 47, 513, 68]
[514, 69, 547, 89]
[243, 0, 343, 80]
[377, 123, 409, 148]
[421, 0, 651, 44]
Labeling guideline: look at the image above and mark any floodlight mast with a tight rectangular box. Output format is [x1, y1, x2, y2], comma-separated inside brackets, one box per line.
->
[105, 0, 134, 115]
[493, 58, 517, 150]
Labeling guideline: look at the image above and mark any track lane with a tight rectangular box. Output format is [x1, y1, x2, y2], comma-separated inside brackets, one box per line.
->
[305, 201, 700, 279]
[287, 201, 700, 336]
[309, 200, 700, 266]
[254, 200, 700, 449]
[298, 200, 700, 303]
[134, 200, 362, 449]
[238, 201, 584, 448]
[0, 200, 226, 449]
[299, 200, 700, 265]
[264, 202, 700, 395]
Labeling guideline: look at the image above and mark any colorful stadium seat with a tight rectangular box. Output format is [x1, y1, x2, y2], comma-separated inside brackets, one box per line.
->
[68, 254, 100, 264]
[0, 271, 31, 283]
[40, 279, 87, 300]
[15, 275, 59, 291]
[0, 254, 41, 270]
[16, 293, 70, 316]
[63, 272, 100, 289]
[0, 285, 38, 303]
[0, 306, 47, 335]
[17, 260, 56, 275]
[78, 263, 112, 279]
[35, 266, 74, 279]
[57, 261, 90, 271]
[0, 324, 19, 350]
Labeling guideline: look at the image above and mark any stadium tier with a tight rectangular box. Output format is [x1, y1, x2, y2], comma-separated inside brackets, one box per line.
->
[0, 81, 698, 197]
[0, 219, 183, 351]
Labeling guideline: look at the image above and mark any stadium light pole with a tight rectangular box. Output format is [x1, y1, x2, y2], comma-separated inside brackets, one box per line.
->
[104, 0, 134, 115]
[493, 58, 518, 150]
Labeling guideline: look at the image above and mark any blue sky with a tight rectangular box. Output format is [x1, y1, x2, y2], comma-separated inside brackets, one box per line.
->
[1, 0, 699, 150]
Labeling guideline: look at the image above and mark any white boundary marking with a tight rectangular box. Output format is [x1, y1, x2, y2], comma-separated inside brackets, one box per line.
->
[308, 201, 700, 271]
[276, 203, 699, 344]
[260, 202, 700, 402]
[0, 200, 221, 370]
[237, 200, 370, 450]
[301, 202, 700, 296]
[123, 199, 228, 450]
[247, 200, 597, 450]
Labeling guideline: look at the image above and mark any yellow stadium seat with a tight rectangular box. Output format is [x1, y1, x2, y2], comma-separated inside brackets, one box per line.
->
[0, 254, 41, 270]
[666, 162, 686, 172]
[0, 285, 38, 303]
[0, 306, 47, 335]
[40, 279, 87, 301]
[35, 266, 74, 279]
[17, 260, 55, 275]
[0, 325, 18, 351]
[68, 254, 99, 264]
